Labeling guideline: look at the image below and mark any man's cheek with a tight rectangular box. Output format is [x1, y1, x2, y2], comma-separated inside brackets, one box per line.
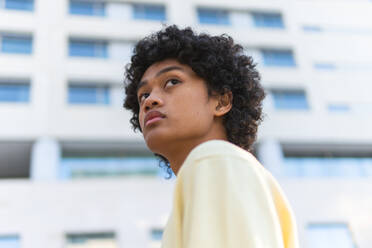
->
[138, 113, 144, 130]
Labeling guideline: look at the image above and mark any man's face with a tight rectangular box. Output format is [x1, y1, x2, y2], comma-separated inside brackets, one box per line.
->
[137, 59, 218, 154]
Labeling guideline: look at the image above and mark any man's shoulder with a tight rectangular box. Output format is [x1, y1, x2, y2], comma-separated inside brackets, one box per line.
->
[180, 140, 263, 174]
[189, 139, 255, 161]
[178, 140, 269, 185]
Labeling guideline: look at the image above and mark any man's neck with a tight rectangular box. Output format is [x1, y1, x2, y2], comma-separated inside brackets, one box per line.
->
[165, 134, 228, 176]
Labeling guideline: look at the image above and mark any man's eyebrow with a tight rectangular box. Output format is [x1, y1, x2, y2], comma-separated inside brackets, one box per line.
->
[155, 66, 184, 78]
[137, 66, 184, 92]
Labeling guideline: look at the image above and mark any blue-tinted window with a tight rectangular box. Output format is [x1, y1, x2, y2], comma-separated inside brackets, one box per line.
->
[272, 90, 309, 110]
[0, 83, 30, 103]
[197, 8, 230, 25]
[1, 34, 32, 54]
[314, 63, 336, 70]
[69, 0, 105, 16]
[328, 104, 350, 112]
[303, 25, 323, 32]
[252, 12, 284, 28]
[60, 157, 167, 179]
[0, 235, 20, 248]
[283, 157, 372, 178]
[261, 49, 296, 67]
[5, 0, 33, 11]
[66, 233, 116, 247]
[151, 229, 163, 241]
[307, 223, 356, 248]
[68, 84, 109, 105]
[132, 4, 166, 21]
[69, 39, 108, 58]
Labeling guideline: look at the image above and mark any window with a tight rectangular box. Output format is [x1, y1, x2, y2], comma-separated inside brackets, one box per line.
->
[132, 4, 166, 21]
[69, 39, 108, 58]
[68, 84, 109, 105]
[261, 49, 296, 67]
[150, 228, 163, 248]
[283, 156, 372, 178]
[66, 232, 117, 248]
[314, 63, 336, 70]
[69, 0, 105, 16]
[1, 34, 32, 54]
[252, 12, 284, 28]
[328, 104, 350, 112]
[4, 0, 33, 11]
[151, 228, 163, 241]
[60, 156, 164, 179]
[307, 223, 356, 248]
[303, 25, 323, 32]
[0, 235, 20, 248]
[197, 8, 230, 25]
[271, 90, 309, 110]
[0, 82, 30, 103]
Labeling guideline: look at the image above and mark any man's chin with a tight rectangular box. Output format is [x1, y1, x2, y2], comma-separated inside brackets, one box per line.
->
[144, 131, 169, 154]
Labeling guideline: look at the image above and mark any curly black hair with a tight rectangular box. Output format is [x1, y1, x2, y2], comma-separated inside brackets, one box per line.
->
[123, 25, 265, 178]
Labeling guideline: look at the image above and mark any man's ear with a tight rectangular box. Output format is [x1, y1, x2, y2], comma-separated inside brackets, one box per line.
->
[214, 91, 233, 117]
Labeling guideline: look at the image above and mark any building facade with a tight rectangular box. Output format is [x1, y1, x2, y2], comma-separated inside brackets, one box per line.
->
[0, 0, 371, 247]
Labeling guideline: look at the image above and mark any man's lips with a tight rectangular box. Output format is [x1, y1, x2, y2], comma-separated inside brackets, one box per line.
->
[144, 110, 166, 127]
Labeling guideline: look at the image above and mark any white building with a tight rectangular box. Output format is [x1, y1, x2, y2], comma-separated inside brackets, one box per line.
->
[0, 0, 371, 247]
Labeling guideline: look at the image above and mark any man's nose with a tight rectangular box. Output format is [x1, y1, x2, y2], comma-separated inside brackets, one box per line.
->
[144, 92, 163, 111]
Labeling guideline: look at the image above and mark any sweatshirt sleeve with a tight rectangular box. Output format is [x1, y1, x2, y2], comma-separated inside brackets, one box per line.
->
[178, 155, 286, 248]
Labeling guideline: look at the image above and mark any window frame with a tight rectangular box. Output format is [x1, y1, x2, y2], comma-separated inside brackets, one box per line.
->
[4, 0, 34, 11]
[69, 0, 106, 17]
[132, 3, 166, 21]
[65, 232, 117, 248]
[197, 7, 231, 25]
[0, 234, 20, 248]
[261, 49, 296, 67]
[0, 80, 31, 103]
[306, 223, 357, 248]
[67, 83, 110, 105]
[0, 33, 33, 55]
[60, 156, 165, 179]
[271, 89, 309, 110]
[251, 11, 284, 29]
[68, 38, 108, 58]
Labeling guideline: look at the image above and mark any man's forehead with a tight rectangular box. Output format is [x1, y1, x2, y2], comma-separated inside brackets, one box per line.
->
[141, 59, 184, 80]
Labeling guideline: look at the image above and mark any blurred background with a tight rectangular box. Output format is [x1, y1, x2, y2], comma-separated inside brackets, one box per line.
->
[0, 0, 371, 247]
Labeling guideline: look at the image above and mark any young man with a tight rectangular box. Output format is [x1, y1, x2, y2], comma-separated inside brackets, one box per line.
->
[124, 25, 299, 248]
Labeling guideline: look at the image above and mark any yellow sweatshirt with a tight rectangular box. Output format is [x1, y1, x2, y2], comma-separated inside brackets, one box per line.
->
[161, 140, 299, 248]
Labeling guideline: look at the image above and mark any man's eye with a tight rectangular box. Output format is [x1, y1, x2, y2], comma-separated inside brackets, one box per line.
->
[165, 79, 181, 88]
[139, 93, 149, 103]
